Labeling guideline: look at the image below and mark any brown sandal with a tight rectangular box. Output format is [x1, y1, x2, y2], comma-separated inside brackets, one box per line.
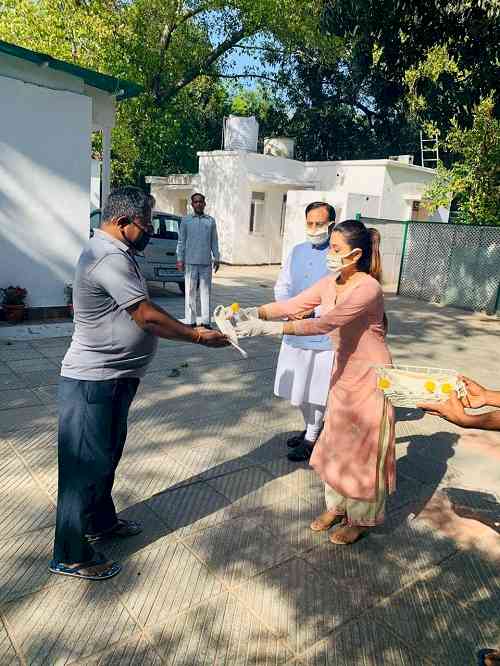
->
[310, 511, 343, 532]
[329, 525, 367, 545]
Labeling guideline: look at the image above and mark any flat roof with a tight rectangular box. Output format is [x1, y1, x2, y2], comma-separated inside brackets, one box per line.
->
[0, 39, 142, 100]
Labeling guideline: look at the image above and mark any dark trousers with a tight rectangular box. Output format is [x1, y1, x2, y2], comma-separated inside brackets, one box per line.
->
[53, 376, 139, 564]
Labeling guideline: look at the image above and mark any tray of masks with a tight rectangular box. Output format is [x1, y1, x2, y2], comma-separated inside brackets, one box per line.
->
[373, 364, 466, 408]
[213, 304, 248, 358]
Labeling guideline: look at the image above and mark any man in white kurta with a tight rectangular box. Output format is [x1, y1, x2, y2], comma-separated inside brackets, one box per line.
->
[274, 202, 336, 462]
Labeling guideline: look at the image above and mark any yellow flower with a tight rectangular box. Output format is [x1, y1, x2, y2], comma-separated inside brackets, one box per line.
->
[230, 303, 240, 313]
[424, 380, 437, 393]
[441, 383, 453, 394]
[378, 377, 391, 390]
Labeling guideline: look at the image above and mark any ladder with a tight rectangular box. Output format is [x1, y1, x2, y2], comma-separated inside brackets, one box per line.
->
[420, 131, 440, 169]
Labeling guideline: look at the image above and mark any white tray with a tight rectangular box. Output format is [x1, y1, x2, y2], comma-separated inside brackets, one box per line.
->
[373, 364, 466, 408]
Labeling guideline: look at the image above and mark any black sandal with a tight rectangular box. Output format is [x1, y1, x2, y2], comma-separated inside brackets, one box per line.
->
[287, 441, 314, 462]
[86, 519, 142, 543]
[50, 553, 121, 580]
[287, 430, 306, 448]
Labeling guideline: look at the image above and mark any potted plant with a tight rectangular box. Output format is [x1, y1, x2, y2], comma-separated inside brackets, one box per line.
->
[1, 286, 28, 323]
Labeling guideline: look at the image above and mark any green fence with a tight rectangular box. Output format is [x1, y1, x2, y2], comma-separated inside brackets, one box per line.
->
[398, 222, 500, 315]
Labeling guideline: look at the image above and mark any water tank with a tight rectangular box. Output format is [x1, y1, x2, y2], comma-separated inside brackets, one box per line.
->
[263, 136, 295, 159]
[223, 115, 259, 152]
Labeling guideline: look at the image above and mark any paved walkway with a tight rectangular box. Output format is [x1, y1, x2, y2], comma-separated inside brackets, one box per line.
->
[0, 266, 499, 665]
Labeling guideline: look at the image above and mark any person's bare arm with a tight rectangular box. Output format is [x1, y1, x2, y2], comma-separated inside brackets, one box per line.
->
[418, 392, 500, 431]
[463, 410, 500, 430]
[127, 300, 228, 347]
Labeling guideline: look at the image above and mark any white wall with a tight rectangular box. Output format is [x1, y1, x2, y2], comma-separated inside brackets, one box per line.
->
[0, 74, 91, 308]
[343, 193, 381, 220]
[197, 152, 305, 264]
[198, 153, 243, 264]
[237, 153, 314, 264]
[90, 159, 101, 211]
[361, 219, 407, 288]
[245, 152, 310, 185]
[306, 161, 387, 196]
[149, 185, 193, 216]
[381, 164, 437, 220]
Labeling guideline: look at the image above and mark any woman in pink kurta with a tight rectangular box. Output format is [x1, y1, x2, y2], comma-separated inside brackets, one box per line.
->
[236, 220, 395, 545]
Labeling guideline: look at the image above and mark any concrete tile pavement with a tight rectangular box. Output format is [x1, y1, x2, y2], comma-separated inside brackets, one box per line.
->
[0, 265, 499, 664]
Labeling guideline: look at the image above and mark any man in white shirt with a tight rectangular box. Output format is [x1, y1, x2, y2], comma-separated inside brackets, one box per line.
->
[274, 202, 336, 462]
[176, 193, 220, 328]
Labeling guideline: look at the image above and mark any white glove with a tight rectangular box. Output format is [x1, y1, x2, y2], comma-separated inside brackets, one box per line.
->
[235, 319, 284, 338]
[238, 307, 260, 322]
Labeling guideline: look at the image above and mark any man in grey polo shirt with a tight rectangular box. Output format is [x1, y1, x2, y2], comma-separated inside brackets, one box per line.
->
[51, 187, 228, 581]
[176, 192, 220, 328]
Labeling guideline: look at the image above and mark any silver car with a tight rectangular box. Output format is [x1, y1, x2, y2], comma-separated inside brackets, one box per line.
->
[90, 209, 185, 294]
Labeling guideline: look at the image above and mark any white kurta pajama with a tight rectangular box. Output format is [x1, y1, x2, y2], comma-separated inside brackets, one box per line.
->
[274, 242, 335, 439]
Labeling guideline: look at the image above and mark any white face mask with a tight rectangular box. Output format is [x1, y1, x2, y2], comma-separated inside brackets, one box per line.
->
[326, 248, 359, 273]
[306, 229, 329, 246]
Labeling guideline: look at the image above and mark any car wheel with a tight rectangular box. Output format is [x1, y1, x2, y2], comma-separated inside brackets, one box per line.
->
[178, 282, 185, 295]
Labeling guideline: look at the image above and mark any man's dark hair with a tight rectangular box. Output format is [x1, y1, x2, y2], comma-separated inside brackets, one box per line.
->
[305, 201, 336, 222]
[102, 187, 152, 223]
[191, 192, 206, 202]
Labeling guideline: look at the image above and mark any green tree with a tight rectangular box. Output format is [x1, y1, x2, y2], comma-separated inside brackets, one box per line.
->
[0, 0, 324, 183]
[423, 96, 500, 226]
[264, 0, 499, 163]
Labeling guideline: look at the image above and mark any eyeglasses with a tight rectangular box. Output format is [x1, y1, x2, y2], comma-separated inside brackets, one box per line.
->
[132, 220, 153, 236]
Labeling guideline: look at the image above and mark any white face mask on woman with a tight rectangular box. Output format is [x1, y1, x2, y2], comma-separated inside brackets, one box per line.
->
[305, 229, 329, 246]
[325, 248, 360, 273]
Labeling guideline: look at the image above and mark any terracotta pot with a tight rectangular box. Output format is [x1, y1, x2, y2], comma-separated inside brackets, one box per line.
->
[2, 304, 26, 323]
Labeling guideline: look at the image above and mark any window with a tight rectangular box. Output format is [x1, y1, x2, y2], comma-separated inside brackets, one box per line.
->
[249, 191, 265, 234]
[90, 210, 101, 231]
[279, 193, 287, 237]
[152, 215, 179, 239]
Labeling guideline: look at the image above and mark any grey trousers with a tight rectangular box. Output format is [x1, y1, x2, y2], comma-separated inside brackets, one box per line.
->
[185, 263, 212, 325]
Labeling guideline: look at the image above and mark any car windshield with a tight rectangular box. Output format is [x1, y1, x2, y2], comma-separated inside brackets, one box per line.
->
[152, 215, 179, 239]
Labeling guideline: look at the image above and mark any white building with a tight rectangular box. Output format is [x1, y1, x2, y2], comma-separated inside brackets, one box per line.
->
[148, 142, 448, 273]
[0, 40, 141, 311]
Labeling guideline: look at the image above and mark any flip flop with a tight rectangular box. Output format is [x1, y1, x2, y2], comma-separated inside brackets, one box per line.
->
[86, 519, 142, 543]
[49, 553, 121, 580]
